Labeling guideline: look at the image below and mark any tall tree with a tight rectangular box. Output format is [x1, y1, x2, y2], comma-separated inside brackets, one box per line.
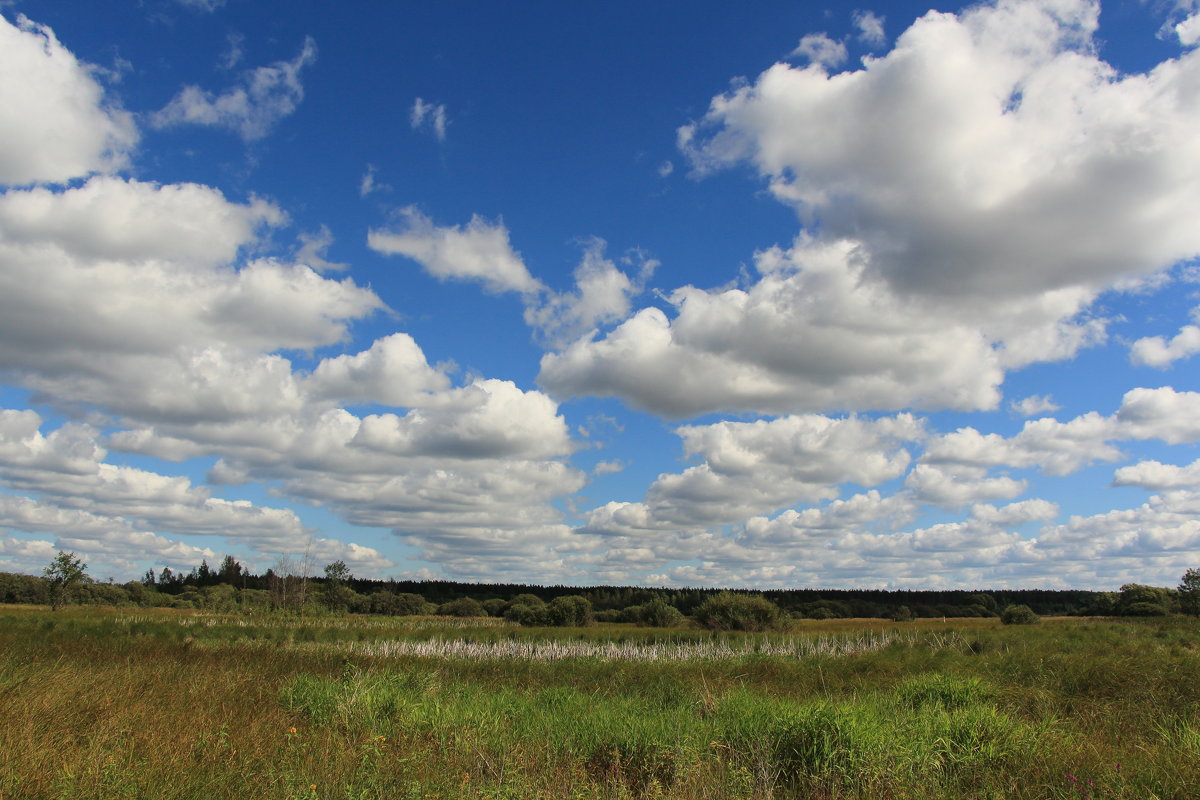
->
[321, 560, 353, 612]
[1179, 569, 1200, 616]
[43, 551, 88, 611]
[217, 555, 243, 586]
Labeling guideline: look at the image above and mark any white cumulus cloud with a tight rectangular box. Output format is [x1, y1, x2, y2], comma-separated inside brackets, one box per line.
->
[548, 0, 1200, 421]
[0, 14, 137, 185]
[368, 207, 543, 295]
[1130, 309, 1200, 367]
[1113, 459, 1200, 490]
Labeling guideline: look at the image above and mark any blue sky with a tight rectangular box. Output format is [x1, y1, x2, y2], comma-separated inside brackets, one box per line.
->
[2, 0, 1199, 589]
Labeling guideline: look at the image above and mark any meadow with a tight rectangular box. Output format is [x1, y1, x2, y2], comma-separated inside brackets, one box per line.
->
[1, 606, 1198, 799]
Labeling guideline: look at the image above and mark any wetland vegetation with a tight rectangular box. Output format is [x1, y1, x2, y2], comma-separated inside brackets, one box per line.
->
[2, 604, 1199, 799]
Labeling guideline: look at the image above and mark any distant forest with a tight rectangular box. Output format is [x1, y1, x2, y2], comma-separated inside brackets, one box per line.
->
[5, 553, 1187, 620]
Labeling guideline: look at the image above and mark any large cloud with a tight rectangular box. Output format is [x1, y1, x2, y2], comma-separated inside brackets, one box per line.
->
[577, 385, 1200, 587]
[0, 410, 309, 552]
[0, 176, 386, 423]
[0, 410, 398, 577]
[632, 488, 1200, 591]
[921, 387, 1200, 477]
[119, 377, 587, 581]
[582, 413, 922, 536]
[682, 0, 1200, 299]
[0, 15, 587, 582]
[540, 238, 1028, 416]
[541, 0, 1200, 418]
[0, 14, 137, 186]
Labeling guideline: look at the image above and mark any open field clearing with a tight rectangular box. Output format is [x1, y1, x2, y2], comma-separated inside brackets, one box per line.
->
[2, 606, 1199, 799]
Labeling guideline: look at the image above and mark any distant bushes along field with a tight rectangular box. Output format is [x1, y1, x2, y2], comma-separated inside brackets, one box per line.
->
[7, 552, 1200, 626]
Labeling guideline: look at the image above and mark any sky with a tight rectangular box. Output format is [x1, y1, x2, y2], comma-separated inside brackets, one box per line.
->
[1, 0, 1199, 590]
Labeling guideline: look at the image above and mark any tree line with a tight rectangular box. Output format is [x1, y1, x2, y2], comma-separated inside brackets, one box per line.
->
[7, 552, 1200, 628]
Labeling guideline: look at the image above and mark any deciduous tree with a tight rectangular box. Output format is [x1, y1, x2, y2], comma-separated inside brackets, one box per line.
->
[321, 560, 354, 612]
[43, 551, 88, 611]
[1177, 569, 1200, 616]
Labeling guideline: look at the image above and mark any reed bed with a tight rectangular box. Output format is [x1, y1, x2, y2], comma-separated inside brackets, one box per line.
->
[115, 612, 518, 630]
[346, 630, 910, 661]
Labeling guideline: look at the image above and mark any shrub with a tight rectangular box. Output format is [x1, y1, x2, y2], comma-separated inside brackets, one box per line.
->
[966, 593, 999, 614]
[637, 597, 684, 628]
[505, 604, 548, 625]
[437, 597, 486, 617]
[1123, 601, 1169, 617]
[198, 583, 237, 611]
[693, 592, 786, 632]
[481, 598, 508, 617]
[79, 583, 130, 606]
[546, 595, 593, 626]
[369, 591, 434, 616]
[505, 594, 550, 625]
[618, 604, 645, 623]
[1000, 604, 1039, 625]
[507, 595, 592, 626]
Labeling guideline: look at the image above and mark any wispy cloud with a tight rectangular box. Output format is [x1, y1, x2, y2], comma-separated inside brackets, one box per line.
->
[791, 33, 846, 67]
[410, 97, 448, 141]
[359, 164, 391, 197]
[853, 10, 886, 46]
[152, 37, 317, 141]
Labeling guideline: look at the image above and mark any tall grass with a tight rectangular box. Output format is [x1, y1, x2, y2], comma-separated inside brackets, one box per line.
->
[2, 606, 1199, 798]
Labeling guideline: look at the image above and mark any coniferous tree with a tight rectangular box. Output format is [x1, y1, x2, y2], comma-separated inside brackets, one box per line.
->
[217, 555, 244, 586]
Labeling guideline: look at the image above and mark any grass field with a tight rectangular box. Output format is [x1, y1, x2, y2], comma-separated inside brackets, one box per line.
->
[1, 606, 1198, 799]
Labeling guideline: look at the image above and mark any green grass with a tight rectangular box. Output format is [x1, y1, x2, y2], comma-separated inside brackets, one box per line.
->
[1, 605, 1198, 798]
